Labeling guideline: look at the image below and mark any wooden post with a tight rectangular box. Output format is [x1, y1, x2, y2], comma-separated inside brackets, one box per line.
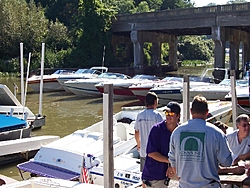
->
[182, 75, 190, 123]
[230, 70, 237, 130]
[103, 84, 114, 188]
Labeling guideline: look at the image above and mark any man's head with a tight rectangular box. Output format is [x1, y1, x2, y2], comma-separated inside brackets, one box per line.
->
[164, 101, 181, 124]
[214, 121, 228, 134]
[191, 95, 208, 119]
[236, 114, 250, 138]
[145, 92, 158, 109]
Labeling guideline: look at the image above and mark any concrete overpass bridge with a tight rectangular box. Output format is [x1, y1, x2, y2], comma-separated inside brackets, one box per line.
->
[111, 3, 250, 78]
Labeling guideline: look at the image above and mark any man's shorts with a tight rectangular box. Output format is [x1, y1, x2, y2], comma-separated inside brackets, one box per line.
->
[140, 157, 146, 172]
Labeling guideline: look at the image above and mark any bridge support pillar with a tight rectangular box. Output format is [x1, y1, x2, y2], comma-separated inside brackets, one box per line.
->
[242, 32, 250, 76]
[229, 41, 240, 71]
[126, 41, 134, 65]
[243, 42, 250, 65]
[212, 26, 226, 69]
[130, 30, 143, 68]
[168, 35, 178, 69]
[152, 42, 161, 66]
[228, 30, 241, 79]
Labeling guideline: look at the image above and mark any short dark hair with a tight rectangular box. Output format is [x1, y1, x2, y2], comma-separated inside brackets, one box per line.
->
[191, 95, 208, 114]
[145, 92, 158, 106]
[166, 101, 181, 115]
[236, 114, 249, 124]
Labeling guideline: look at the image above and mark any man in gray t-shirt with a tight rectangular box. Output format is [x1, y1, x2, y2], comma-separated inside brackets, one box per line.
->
[168, 95, 233, 188]
[134, 92, 163, 172]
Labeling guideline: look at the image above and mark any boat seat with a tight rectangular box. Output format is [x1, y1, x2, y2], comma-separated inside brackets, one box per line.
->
[113, 122, 127, 141]
[126, 121, 135, 140]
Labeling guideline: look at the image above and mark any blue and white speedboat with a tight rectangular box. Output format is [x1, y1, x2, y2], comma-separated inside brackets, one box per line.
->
[0, 114, 30, 141]
[0, 84, 45, 129]
[64, 72, 131, 97]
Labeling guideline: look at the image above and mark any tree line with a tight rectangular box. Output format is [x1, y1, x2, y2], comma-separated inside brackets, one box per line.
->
[0, 0, 246, 74]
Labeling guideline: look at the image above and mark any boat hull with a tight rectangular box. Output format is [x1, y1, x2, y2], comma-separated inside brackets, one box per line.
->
[0, 127, 32, 141]
[65, 82, 102, 97]
[28, 81, 64, 92]
[96, 86, 136, 100]
[150, 88, 182, 104]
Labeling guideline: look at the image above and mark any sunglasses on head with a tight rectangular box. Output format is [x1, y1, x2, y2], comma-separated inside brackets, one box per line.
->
[165, 111, 175, 116]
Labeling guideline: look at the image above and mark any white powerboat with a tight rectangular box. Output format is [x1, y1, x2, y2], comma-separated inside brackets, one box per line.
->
[57, 67, 108, 93]
[129, 67, 228, 104]
[225, 86, 250, 107]
[0, 177, 103, 188]
[0, 135, 60, 165]
[0, 113, 31, 141]
[17, 106, 144, 181]
[28, 69, 75, 92]
[150, 81, 212, 105]
[150, 68, 230, 105]
[64, 72, 131, 97]
[187, 79, 248, 101]
[0, 84, 45, 129]
[129, 76, 182, 103]
[95, 74, 159, 100]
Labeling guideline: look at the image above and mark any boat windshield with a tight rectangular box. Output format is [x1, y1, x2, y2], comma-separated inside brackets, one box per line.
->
[162, 77, 183, 82]
[132, 75, 159, 80]
[97, 73, 130, 79]
[219, 79, 248, 86]
[74, 69, 88, 74]
[53, 70, 74, 75]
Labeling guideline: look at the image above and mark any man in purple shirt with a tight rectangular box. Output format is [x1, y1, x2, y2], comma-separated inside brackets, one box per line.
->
[142, 101, 181, 188]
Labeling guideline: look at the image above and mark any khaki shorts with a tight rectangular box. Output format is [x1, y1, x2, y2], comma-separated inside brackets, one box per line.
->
[144, 179, 168, 188]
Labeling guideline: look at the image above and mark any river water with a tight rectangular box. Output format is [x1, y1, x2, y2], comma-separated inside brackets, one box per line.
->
[0, 65, 212, 181]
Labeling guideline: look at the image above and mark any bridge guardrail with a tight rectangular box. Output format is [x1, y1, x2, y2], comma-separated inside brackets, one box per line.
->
[115, 3, 250, 21]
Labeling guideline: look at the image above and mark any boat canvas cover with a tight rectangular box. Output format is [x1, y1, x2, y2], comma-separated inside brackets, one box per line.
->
[0, 115, 27, 132]
[17, 161, 80, 180]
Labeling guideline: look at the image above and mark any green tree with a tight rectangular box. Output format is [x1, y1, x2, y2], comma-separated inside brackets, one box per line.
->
[0, 0, 48, 59]
[227, 0, 247, 4]
[131, 1, 152, 13]
[161, 0, 194, 10]
[69, 0, 117, 67]
[206, 3, 217, 6]
[31, 0, 79, 29]
[178, 36, 214, 61]
[46, 19, 72, 51]
[115, 0, 135, 14]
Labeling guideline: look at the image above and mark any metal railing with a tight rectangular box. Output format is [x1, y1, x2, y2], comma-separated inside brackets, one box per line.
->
[116, 3, 250, 21]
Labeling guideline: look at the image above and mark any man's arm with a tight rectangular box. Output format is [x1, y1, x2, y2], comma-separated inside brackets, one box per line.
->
[233, 151, 250, 165]
[135, 130, 140, 150]
[148, 151, 169, 163]
[218, 166, 245, 175]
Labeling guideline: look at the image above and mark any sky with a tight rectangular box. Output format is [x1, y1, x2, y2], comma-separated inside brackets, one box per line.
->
[192, 0, 250, 7]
